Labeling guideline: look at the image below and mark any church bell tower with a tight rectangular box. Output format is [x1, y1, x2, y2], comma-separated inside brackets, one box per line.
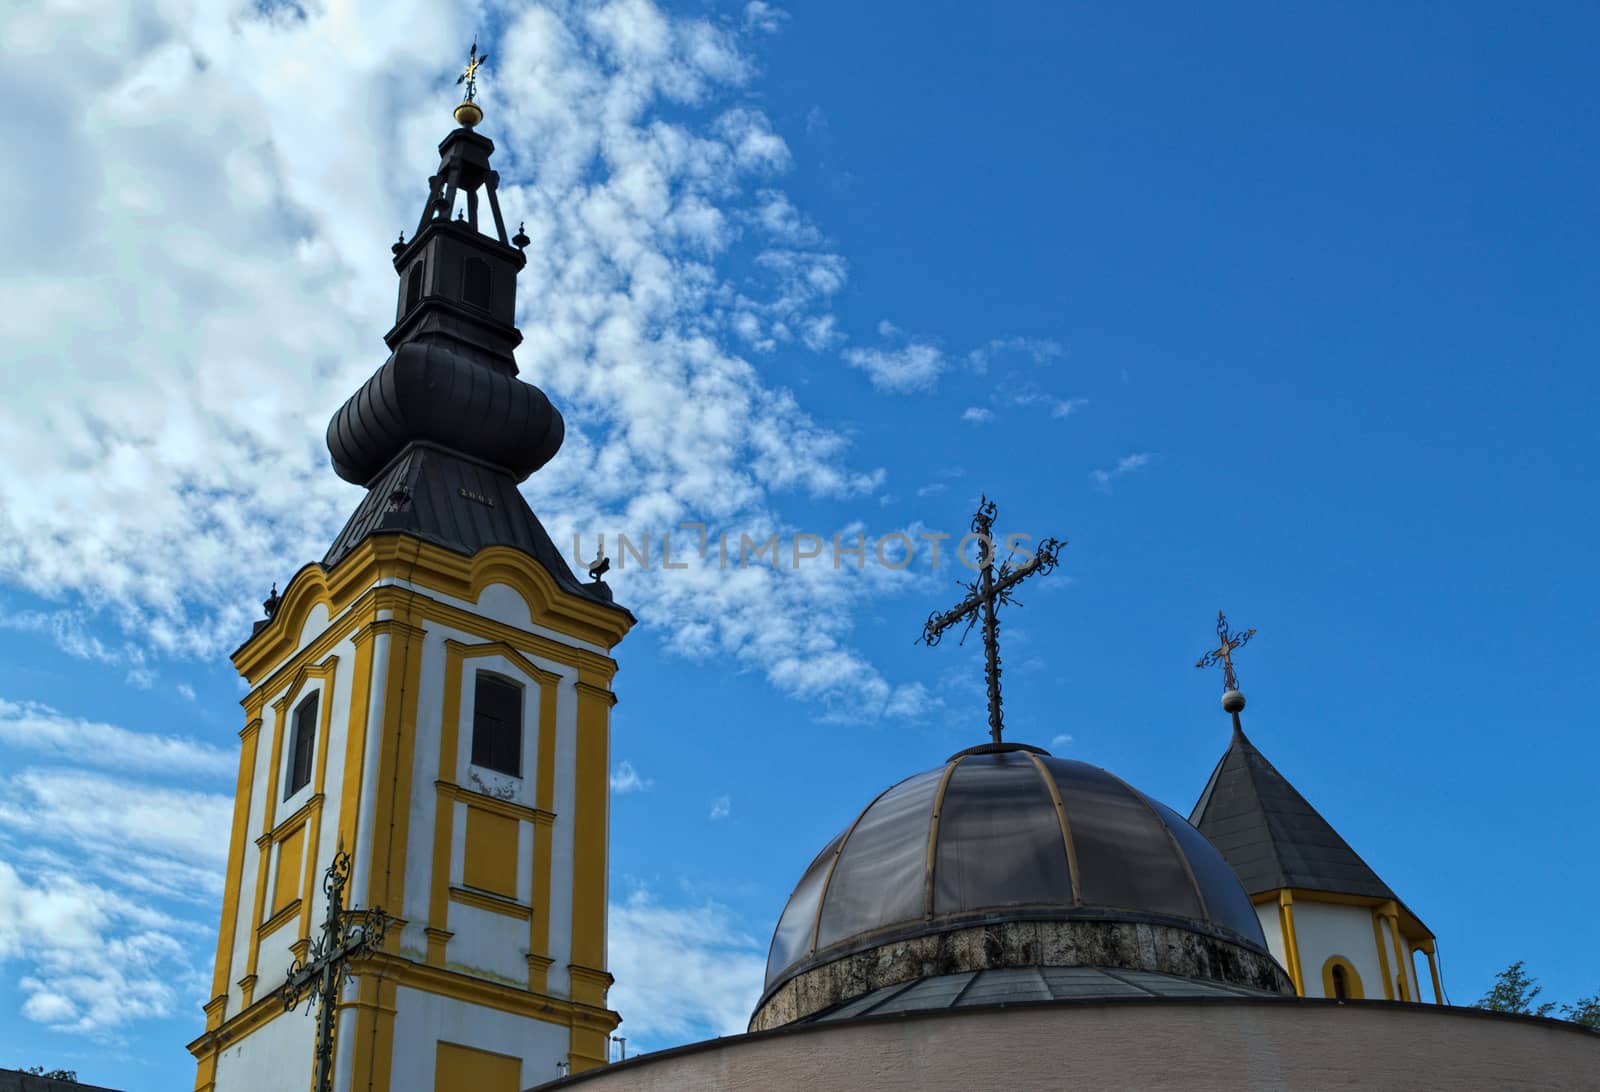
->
[189, 73, 634, 1091]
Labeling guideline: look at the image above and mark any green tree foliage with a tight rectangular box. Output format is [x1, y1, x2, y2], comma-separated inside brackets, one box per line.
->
[1563, 993, 1600, 1030]
[1475, 960, 1556, 1017]
[21, 1068, 79, 1082]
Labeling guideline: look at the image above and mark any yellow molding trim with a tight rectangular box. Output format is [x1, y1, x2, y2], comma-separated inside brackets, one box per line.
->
[1320, 954, 1366, 1000]
[527, 953, 555, 993]
[1382, 901, 1411, 1001]
[443, 637, 563, 687]
[207, 711, 263, 1023]
[569, 681, 613, 986]
[234, 540, 631, 685]
[257, 898, 302, 943]
[425, 927, 454, 967]
[1372, 909, 1396, 1000]
[1025, 752, 1082, 906]
[258, 794, 321, 849]
[449, 885, 533, 921]
[435, 780, 554, 826]
[1277, 890, 1305, 996]
[233, 975, 257, 1011]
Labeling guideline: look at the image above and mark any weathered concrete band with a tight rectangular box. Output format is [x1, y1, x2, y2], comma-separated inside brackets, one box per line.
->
[751, 917, 1295, 1031]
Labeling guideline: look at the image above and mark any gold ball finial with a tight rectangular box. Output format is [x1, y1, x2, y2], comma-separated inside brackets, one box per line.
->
[454, 100, 483, 128]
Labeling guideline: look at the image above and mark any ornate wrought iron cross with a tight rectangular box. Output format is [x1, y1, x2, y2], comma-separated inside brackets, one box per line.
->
[456, 39, 488, 103]
[281, 841, 389, 1092]
[1196, 609, 1255, 692]
[919, 496, 1065, 745]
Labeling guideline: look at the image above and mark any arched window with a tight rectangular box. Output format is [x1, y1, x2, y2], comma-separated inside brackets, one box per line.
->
[471, 673, 522, 776]
[462, 256, 491, 310]
[1321, 956, 1364, 1001]
[406, 262, 423, 312]
[285, 693, 318, 799]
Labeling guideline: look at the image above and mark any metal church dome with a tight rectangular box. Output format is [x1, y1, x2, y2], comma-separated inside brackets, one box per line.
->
[757, 744, 1280, 1024]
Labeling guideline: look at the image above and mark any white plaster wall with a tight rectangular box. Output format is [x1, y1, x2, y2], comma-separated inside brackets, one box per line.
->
[251, 915, 300, 1015]
[213, 1004, 314, 1092]
[445, 902, 529, 985]
[476, 581, 532, 630]
[397, 626, 446, 960]
[1291, 901, 1386, 999]
[384, 983, 572, 1091]
[1254, 902, 1287, 974]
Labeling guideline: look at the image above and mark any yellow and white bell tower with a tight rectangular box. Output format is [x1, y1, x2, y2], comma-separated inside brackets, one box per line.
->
[189, 86, 635, 1091]
[1189, 615, 1442, 1007]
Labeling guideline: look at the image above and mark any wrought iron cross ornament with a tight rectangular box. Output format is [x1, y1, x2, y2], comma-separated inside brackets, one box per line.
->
[282, 841, 389, 1092]
[1196, 610, 1255, 692]
[919, 496, 1065, 745]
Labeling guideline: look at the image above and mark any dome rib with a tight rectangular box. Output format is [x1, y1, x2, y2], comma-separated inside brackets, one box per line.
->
[1098, 765, 1211, 923]
[808, 777, 900, 957]
[920, 756, 964, 919]
[1024, 751, 1082, 906]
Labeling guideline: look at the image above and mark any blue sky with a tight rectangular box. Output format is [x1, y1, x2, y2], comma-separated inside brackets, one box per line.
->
[2, 1, 1598, 1087]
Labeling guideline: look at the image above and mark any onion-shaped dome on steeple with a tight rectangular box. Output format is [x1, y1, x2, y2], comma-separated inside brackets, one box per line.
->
[751, 741, 1293, 1030]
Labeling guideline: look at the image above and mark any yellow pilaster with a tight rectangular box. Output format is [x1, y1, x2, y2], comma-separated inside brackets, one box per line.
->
[205, 708, 262, 1028]
[570, 680, 614, 1011]
[1371, 908, 1395, 1000]
[1277, 890, 1305, 996]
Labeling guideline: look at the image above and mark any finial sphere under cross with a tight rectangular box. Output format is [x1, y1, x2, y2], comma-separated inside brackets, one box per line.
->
[918, 495, 1065, 746]
[1196, 609, 1255, 694]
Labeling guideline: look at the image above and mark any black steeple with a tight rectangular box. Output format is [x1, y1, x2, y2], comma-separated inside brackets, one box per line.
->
[319, 84, 614, 608]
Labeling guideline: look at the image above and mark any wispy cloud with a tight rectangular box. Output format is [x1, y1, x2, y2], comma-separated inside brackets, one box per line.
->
[1050, 733, 1074, 749]
[607, 888, 765, 1045]
[709, 795, 732, 820]
[742, 2, 789, 34]
[967, 336, 1063, 373]
[961, 406, 994, 424]
[0, 858, 208, 1037]
[842, 343, 945, 392]
[610, 760, 653, 794]
[0, 699, 232, 779]
[0, 0, 933, 721]
[1089, 453, 1157, 491]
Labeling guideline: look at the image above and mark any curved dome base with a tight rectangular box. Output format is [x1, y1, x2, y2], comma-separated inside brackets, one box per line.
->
[751, 916, 1294, 1032]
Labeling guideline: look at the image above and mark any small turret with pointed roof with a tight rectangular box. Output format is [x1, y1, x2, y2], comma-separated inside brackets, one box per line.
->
[1188, 613, 1441, 1003]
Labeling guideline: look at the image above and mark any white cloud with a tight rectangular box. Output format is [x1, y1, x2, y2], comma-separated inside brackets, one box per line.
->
[708, 794, 731, 820]
[842, 343, 945, 392]
[1050, 733, 1074, 749]
[176, 683, 197, 702]
[0, 699, 232, 778]
[961, 406, 994, 424]
[0, 858, 208, 1037]
[916, 483, 947, 498]
[967, 336, 1063, 373]
[0, 769, 232, 869]
[1089, 452, 1157, 491]
[743, 2, 789, 34]
[610, 759, 653, 794]
[607, 888, 765, 1045]
[0, 0, 930, 722]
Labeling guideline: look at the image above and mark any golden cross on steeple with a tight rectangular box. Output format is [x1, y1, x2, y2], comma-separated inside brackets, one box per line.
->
[1196, 609, 1255, 693]
[457, 39, 488, 103]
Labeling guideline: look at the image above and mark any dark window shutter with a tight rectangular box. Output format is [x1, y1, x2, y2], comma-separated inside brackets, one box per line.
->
[471, 674, 522, 776]
[286, 694, 318, 798]
[462, 257, 491, 310]
[406, 263, 423, 312]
